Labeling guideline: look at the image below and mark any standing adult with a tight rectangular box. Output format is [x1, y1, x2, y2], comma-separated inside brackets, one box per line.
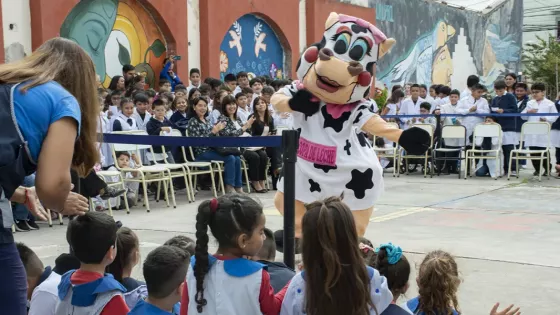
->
[0, 37, 95, 314]
[504, 72, 518, 94]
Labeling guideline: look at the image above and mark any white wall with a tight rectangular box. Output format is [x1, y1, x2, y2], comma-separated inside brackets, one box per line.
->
[187, 0, 201, 72]
[299, 0, 306, 53]
[2, 0, 32, 62]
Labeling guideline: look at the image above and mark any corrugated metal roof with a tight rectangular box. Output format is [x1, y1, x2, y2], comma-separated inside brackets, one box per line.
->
[429, 0, 509, 12]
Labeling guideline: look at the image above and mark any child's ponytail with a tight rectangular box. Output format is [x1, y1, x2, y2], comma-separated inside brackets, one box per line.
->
[418, 250, 461, 315]
[374, 243, 410, 298]
[194, 199, 213, 313]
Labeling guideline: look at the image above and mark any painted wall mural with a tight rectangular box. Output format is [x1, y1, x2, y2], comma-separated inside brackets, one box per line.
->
[219, 14, 285, 80]
[61, 0, 167, 88]
[337, 0, 523, 92]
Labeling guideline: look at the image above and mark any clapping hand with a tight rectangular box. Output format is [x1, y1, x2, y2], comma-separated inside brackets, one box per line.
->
[528, 108, 538, 114]
[245, 117, 256, 128]
[469, 105, 477, 112]
[212, 122, 226, 134]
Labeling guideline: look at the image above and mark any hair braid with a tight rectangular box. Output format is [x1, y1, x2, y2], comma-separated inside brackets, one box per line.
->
[194, 200, 212, 313]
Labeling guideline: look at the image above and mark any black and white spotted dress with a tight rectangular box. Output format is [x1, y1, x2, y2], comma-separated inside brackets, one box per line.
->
[277, 81, 384, 210]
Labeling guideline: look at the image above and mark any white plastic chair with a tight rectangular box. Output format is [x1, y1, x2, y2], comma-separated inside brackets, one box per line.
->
[184, 130, 226, 195]
[46, 209, 64, 227]
[465, 123, 502, 180]
[508, 122, 551, 182]
[170, 129, 219, 200]
[431, 125, 467, 179]
[111, 131, 174, 212]
[373, 122, 400, 177]
[400, 123, 434, 178]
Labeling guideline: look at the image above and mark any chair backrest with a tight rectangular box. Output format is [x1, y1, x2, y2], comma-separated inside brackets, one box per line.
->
[276, 125, 290, 134]
[184, 130, 197, 161]
[473, 123, 501, 138]
[441, 125, 466, 139]
[521, 122, 550, 136]
[412, 123, 434, 137]
[111, 130, 140, 155]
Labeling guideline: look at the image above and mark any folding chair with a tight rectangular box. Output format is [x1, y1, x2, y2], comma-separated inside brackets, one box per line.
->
[372, 122, 400, 177]
[47, 209, 64, 227]
[170, 129, 219, 200]
[431, 125, 467, 179]
[508, 122, 551, 182]
[184, 130, 226, 195]
[111, 131, 174, 212]
[96, 170, 130, 215]
[465, 123, 502, 180]
[399, 124, 434, 178]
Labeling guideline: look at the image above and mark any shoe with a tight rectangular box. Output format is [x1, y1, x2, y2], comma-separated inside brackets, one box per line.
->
[26, 220, 39, 230]
[510, 171, 517, 177]
[15, 220, 30, 232]
[533, 171, 540, 176]
[250, 183, 266, 194]
[100, 187, 126, 200]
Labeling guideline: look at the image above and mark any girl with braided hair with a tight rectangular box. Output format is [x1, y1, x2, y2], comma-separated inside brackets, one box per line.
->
[180, 193, 287, 314]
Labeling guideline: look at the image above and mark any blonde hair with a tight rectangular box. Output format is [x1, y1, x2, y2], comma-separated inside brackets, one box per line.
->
[418, 250, 461, 315]
[0, 37, 99, 176]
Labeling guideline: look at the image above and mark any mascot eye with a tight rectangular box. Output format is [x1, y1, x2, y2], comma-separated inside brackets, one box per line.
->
[349, 39, 370, 61]
[333, 33, 351, 55]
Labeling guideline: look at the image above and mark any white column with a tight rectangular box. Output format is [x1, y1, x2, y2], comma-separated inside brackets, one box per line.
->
[187, 0, 201, 72]
[2, 0, 32, 62]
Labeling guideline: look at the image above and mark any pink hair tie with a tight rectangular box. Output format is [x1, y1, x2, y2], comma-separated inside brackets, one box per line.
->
[210, 198, 219, 213]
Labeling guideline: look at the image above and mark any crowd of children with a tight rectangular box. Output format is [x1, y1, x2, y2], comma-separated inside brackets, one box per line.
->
[17, 194, 522, 315]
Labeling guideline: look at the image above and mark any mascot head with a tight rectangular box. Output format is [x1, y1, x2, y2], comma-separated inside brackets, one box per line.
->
[297, 12, 395, 104]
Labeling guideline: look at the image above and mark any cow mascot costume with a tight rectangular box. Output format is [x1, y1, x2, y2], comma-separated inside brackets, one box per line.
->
[271, 12, 430, 250]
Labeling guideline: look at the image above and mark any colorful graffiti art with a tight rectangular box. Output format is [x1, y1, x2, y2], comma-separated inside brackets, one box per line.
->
[480, 24, 521, 90]
[61, 0, 167, 88]
[219, 14, 285, 80]
[378, 20, 456, 87]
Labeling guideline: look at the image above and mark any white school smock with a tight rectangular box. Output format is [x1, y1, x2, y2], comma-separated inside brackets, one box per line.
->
[276, 81, 384, 211]
[439, 102, 465, 147]
[398, 97, 425, 129]
[132, 108, 152, 131]
[185, 256, 264, 315]
[456, 96, 490, 144]
[521, 98, 558, 147]
[111, 113, 139, 132]
[280, 267, 392, 315]
[97, 113, 113, 167]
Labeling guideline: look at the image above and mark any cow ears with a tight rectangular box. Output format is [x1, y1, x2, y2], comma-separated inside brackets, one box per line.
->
[325, 12, 339, 30]
[379, 38, 396, 59]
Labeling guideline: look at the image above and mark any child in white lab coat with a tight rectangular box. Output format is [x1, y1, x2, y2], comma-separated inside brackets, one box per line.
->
[475, 117, 501, 178]
[456, 83, 490, 145]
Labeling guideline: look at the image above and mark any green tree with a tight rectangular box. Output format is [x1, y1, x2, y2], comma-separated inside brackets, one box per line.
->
[522, 35, 560, 97]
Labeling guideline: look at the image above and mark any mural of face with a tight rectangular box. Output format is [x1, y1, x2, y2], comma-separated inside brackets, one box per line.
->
[432, 46, 453, 85]
[297, 12, 395, 104]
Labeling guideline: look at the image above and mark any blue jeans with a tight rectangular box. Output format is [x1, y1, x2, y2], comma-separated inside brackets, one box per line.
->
[196, 151, 242, 188]
[0, 242, 28, 315]
[13, 174, 35, 221]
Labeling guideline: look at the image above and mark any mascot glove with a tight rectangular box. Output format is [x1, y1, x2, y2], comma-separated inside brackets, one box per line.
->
[288, 89, 321, 117]
[398, 127, 431, 155]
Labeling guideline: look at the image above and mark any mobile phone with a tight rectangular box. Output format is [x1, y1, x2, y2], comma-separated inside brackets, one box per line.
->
[173, 55, 182, 60]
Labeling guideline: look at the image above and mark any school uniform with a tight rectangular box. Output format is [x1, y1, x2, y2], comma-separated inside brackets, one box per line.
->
[181, 256, 286, 315]
[133, 109, 152, 131]
[521, 98, 558, 173]
[146, 117, 177, 163]
[402, 297, 459, 315]
[29, 266, 61, 315]
[237, 106, 251, 124]
[398, 97, 425, 129]
[422, 95, 437, 112]
[380, 304, 410, 315]
[98, 112, 113, 167]
[165, 110, 173, 120]
[456, 96, 490, 144]
[169, 111, 189, 125]
[112, 113, 139, 132]
[460, 88, 471, 100]
[473, 126, 500, 178]
[281, 267, 392, 315]
[491, 93, 519, 173]
[209, 109, 221, 126]
[128, 298, 180, 315]
[256, 261, 295, 294]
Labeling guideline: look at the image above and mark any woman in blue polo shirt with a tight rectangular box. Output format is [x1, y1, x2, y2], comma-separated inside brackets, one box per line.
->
[0, 37, 98, 315]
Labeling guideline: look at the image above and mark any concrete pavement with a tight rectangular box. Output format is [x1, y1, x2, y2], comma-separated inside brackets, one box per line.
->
[15, 169, 560, 314]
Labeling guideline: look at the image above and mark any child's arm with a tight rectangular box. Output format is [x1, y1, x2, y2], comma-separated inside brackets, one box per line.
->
[476, 99, 490, 114]
[112, 120, 123, 132]
[259, 270, 289, 315]
[180, 280, 189, 315]
[146, 121, 163, 136]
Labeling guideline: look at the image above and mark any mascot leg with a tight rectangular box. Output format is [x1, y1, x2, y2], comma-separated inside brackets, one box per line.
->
[273, 191, 306, 253]
[352, 207, 374, 236]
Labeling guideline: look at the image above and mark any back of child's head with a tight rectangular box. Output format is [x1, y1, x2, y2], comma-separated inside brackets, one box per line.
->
[164, 235, 196, 256]
[143, 245, 189, 299]
[261, 86, 274, 96]
[391, 84, 403, 93]
[417, 250, 460, 314]
[467, 75, 480, 88]
[106, 227, 139, 283]
[302, 196, 374, 315]
[194, 193, 264, 312]
[420, 102, 431, 112]
[358, 237, 376, 267]
[374, 243, 410, 298]
[16, 242, 43, 278]
[255, 228, 276, 261]
[54, 253, 81, 275]
[224, 73, 236, 83]
[67, 212, 118, 265]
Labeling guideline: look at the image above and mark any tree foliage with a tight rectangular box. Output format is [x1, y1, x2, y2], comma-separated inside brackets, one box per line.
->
[522, 35, 560, 97]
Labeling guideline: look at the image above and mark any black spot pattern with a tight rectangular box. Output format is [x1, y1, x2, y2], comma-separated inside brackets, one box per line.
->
[344, 140, 351, 155]
[357, 105, 369, 111]
[357, 132, 371, 148]
[366, 62, 375, 76]
[313, 163, 338, 173]
[363, 87, 371, 99]
[345, 168, 374, 199]
[320, 36, 326, 49]
[351, 24, 368, 34]
[309, 179, 321, 193]
[353, 111, 363, 124]
[296, 128, 302, 137]
[321, 106, 352, 132]
[296, 58, 302, 73]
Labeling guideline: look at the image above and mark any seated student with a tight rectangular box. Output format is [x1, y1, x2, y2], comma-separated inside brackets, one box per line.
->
[224, 73, 237, 92]
[251, 228, 295, 293]
[236, 92, 251, 124]
[457, 83, 490, 145]
[169, 96, 190, 125]
[373, 243, 410, 315]
[434, 89, 463, 174]
[491, 80, 519, 176]
[522, 82, 559, 176]
[108, 89, 123, 119]
[158, 79, 172, 94]
[399, 84, 425, 130]
[250, 77, 264, 100]
[56, 212, 129, 315]
[436, 85, 451, 109]
[146, 100, 177, 164]
[112, 98, 139, 132]
[261, 86, 275, 115]
[107, 227, 144, 292]
[164, 235, 195, 257]
[242, 86, 254, 105]
[158, 92, 175, 119]
[209, 90, 229, 125]
[145, 89, 157, 109]
[129, 246, 189, 315]
[17, 243, 61, 315]
[281, 196, 392, 315]
[181, 194, 286, 315]
[174, 84, 188, 99]
[53, 253, 81, 276]
[417, 102, 436, 129]
[133, 93, 152, 131]
[461, 74, 479, 100]
[233, 71, 250, 96]
[198, 83, 211, 105]
[187, 68, 201, 92]
[419, 84, 435, 107]
[103, 151, 140, 208]
[474, 116, 500, 178]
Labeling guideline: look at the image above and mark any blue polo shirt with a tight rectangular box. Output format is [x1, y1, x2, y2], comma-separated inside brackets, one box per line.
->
[12, 81, 81, 161]
[128, 299, 180, 315]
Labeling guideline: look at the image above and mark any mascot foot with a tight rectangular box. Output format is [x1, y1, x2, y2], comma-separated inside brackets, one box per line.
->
[398, 127, 431, 155]
[274, 230, 301, 254]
